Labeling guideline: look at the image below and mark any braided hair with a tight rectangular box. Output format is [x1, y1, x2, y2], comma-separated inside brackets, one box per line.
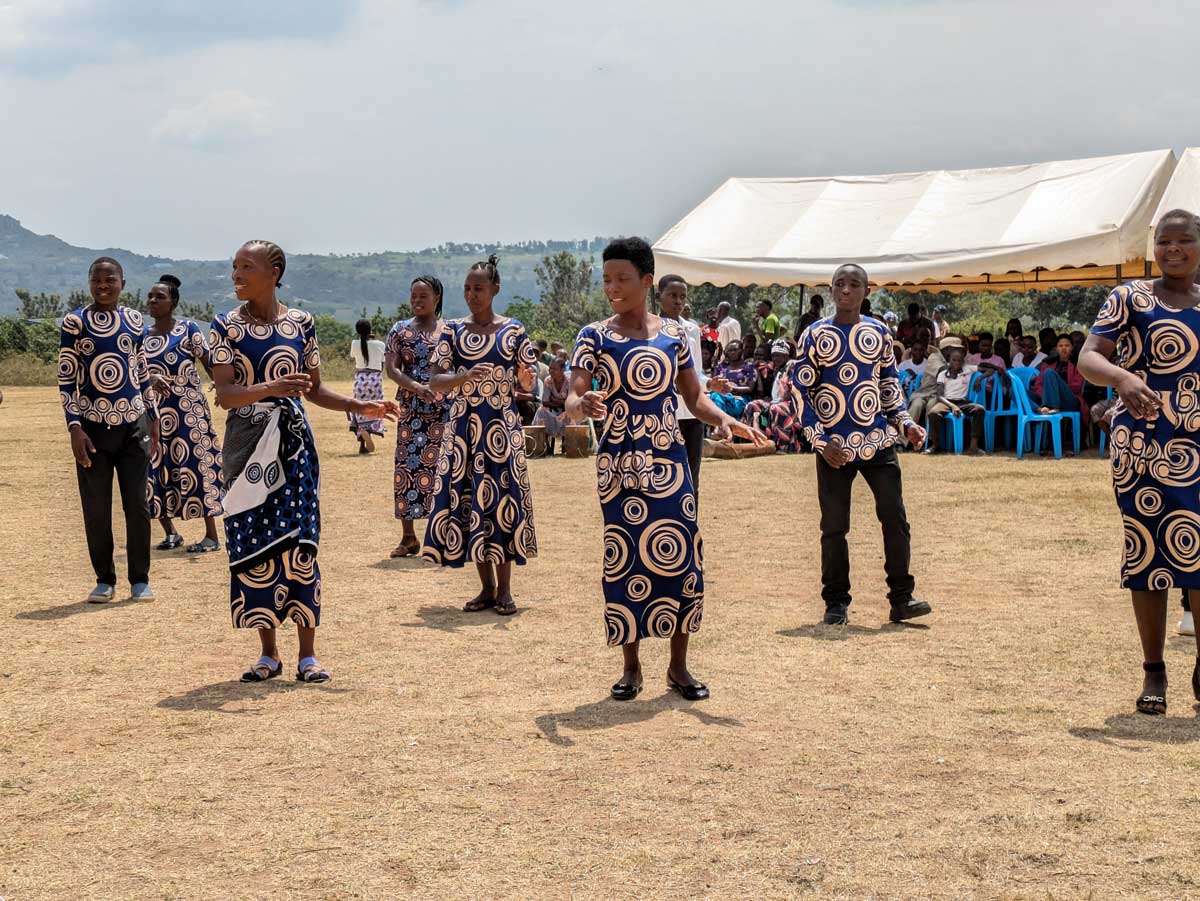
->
[412, 274, 444, 317]
[355, 319, 372, 368]
[469, 253, 501, 285]
[158, 274, 181, 305]
[242, 239, 287, 287]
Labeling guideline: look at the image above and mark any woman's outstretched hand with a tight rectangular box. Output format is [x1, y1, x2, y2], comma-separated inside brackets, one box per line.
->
[355, 399, 401, 421]
[712, 417, 768, 445]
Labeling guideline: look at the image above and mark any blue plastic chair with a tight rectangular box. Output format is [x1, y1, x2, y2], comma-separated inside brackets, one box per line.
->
[1008, 371, 1081, 459]
[898, 368, 917, 402]
[924, 371, 983, 455]
[1098, 386, 1115, 457]
[979, 369, 1017, 452]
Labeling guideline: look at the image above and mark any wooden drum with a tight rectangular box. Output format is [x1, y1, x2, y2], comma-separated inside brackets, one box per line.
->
[564, 424, 592, 458]
[524, 425, 547, 459]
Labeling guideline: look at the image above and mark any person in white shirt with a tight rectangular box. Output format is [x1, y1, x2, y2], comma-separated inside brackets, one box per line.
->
[1011, 334, 1047, 369]
[659, 275, 711, 493]
[349, 319, 388, 452]
[716, 301, 741, 350]
[926, 347, 984, 455]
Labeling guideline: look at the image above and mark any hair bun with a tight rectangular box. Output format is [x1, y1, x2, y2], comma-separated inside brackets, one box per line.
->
[159, 274, 182, 288]
[487, 253, 500, 268]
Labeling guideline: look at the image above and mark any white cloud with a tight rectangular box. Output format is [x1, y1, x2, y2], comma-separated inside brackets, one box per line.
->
[152, 90, 274, 149]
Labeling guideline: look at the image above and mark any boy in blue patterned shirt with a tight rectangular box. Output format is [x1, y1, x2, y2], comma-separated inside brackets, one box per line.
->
[59, 257, 160, 602]
[791, 263, 932, 626]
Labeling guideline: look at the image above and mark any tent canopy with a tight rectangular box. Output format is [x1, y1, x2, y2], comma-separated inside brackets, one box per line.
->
[654, 149, 1176, 293]
[1147, 146, 1200, 260]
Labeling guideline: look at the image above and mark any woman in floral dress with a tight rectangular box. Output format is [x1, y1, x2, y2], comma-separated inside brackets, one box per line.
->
[385, 275, 449, 557]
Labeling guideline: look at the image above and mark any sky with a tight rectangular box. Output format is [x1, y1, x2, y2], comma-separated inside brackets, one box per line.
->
[1, 0, 1199, 260]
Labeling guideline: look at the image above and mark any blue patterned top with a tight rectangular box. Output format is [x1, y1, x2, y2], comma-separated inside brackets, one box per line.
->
[790, 315, 913, 461]
[209, 307, 321, 415]
[58, 305, 157, 428]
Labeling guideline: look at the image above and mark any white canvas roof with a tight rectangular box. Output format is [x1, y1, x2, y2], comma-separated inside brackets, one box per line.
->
[654, 149, 1176, 293]
[1147, 147, 1200, 258]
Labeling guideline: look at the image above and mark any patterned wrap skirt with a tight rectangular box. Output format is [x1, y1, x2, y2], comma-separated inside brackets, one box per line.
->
[348, 368, 386, 436]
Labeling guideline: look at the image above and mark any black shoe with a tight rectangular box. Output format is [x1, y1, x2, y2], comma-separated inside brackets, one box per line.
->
[667, 675, 710, 701]
[889, 598, 932, 622]
[822, 604, 849, 625]
[610, 681, 642, 701]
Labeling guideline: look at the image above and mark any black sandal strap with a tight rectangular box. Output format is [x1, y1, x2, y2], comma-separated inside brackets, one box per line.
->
[1143, 661, 1166, 673]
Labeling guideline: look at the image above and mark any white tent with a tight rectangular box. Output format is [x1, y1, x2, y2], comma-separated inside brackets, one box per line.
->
[654, 149, 1176, 293]
[1147, 147, 1200, 259]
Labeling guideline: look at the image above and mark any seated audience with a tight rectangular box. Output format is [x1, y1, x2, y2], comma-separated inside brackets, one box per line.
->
[906, 331, 948, 428]
[742, 339, 804, 453]
[1027, 333, 1088, 455]
[993, 336, 1012, 369]
[926, 347, 985, 455]
[710, 339, 756, 417]
[966, 330, 1008, 399]
[896, 302, 935, 347]
[532, 358, 570, 454]
[1012, 334, 1046, 369]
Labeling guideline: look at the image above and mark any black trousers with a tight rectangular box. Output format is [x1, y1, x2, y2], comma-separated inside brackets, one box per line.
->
[679, 418, 704, 498]
[815, 446, 914, 608]
[74, 416, 152, 586]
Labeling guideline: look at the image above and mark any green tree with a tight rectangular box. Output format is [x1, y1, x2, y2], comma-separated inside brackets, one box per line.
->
[529, 252, 607, 345]
[14, 289, 64, 320]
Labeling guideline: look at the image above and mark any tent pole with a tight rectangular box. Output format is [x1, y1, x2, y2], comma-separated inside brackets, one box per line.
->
[796, 285, 806, 341]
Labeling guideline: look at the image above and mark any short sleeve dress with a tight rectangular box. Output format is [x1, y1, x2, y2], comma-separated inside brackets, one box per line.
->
[145, 320, 223, 520]
[421, 318, 539, 567]
[209, 307, 324, 629]
[1091, 280, 1200, 589]
[386, 319, 449, 520]
[569, 320, 704, 647]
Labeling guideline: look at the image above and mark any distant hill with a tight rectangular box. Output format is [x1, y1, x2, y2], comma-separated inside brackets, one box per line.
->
[0, 214, 612, 320]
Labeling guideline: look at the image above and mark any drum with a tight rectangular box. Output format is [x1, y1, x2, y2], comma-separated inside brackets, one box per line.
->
[564, 424, 592, 458]
[524, 425, 547, 458]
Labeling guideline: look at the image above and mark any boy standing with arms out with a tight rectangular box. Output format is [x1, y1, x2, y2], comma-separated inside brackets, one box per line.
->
[60, 258, 160, 602]
[791, 263, 932, 626]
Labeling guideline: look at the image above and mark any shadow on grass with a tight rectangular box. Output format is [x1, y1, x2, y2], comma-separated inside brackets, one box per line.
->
[777, 621, 929, 642]
[535, 692, 743, 747]
[1068, 711, 1200, 748]
[158, 679, 350, 714]
[399, 605, 525, 634]
[15, 597, 146, 621]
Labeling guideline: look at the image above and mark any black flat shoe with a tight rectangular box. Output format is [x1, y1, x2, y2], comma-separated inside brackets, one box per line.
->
[667, 676, 710, 701]
[822, 604, 849, 626]
[889, 598, 932, 622]
[1192, 657, 1199, 703]
[610, 681, 642, 701]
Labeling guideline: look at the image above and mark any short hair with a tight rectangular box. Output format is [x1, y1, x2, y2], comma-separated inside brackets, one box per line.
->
[157, 273, 181, 303]
[758, 298, 773, 309]
[603, 237, 655, 278]
[469, 254, 500, 285]
[834, 262, 869, 283]
[1155, 208, 1200, 236]
[913, 327, 931, 343]
[658, 274, 687, 292]
[537, 338, 548, 350]
[978, 330, 993, 342]
[242, 240, 287, 287]
[809, 295, 823, 307]
[89, 256, 123, 278]
[907, 302, 920, 314]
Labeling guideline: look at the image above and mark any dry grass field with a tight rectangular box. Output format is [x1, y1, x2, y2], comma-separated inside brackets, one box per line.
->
[3, 384, 1200, 900]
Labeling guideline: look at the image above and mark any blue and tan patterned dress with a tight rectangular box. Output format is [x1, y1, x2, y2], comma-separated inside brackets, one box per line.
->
[210, 307, 323, 628]
[570, 320, 704, 647]
[422, 318, 538, 567]
[386, 318, 449, 520]
[1092, 280, 1200, 589]
[145, 320, 223, 520]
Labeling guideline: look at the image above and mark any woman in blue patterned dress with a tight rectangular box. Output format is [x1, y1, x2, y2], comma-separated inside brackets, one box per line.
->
[423, 255, 538, 617]
[145, 275, 223, 553]
[385, 275, 449, 557]
[566, 238, 766, 702]
[1080, 209, 1200, 716]
[211, 240, 398, 684]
